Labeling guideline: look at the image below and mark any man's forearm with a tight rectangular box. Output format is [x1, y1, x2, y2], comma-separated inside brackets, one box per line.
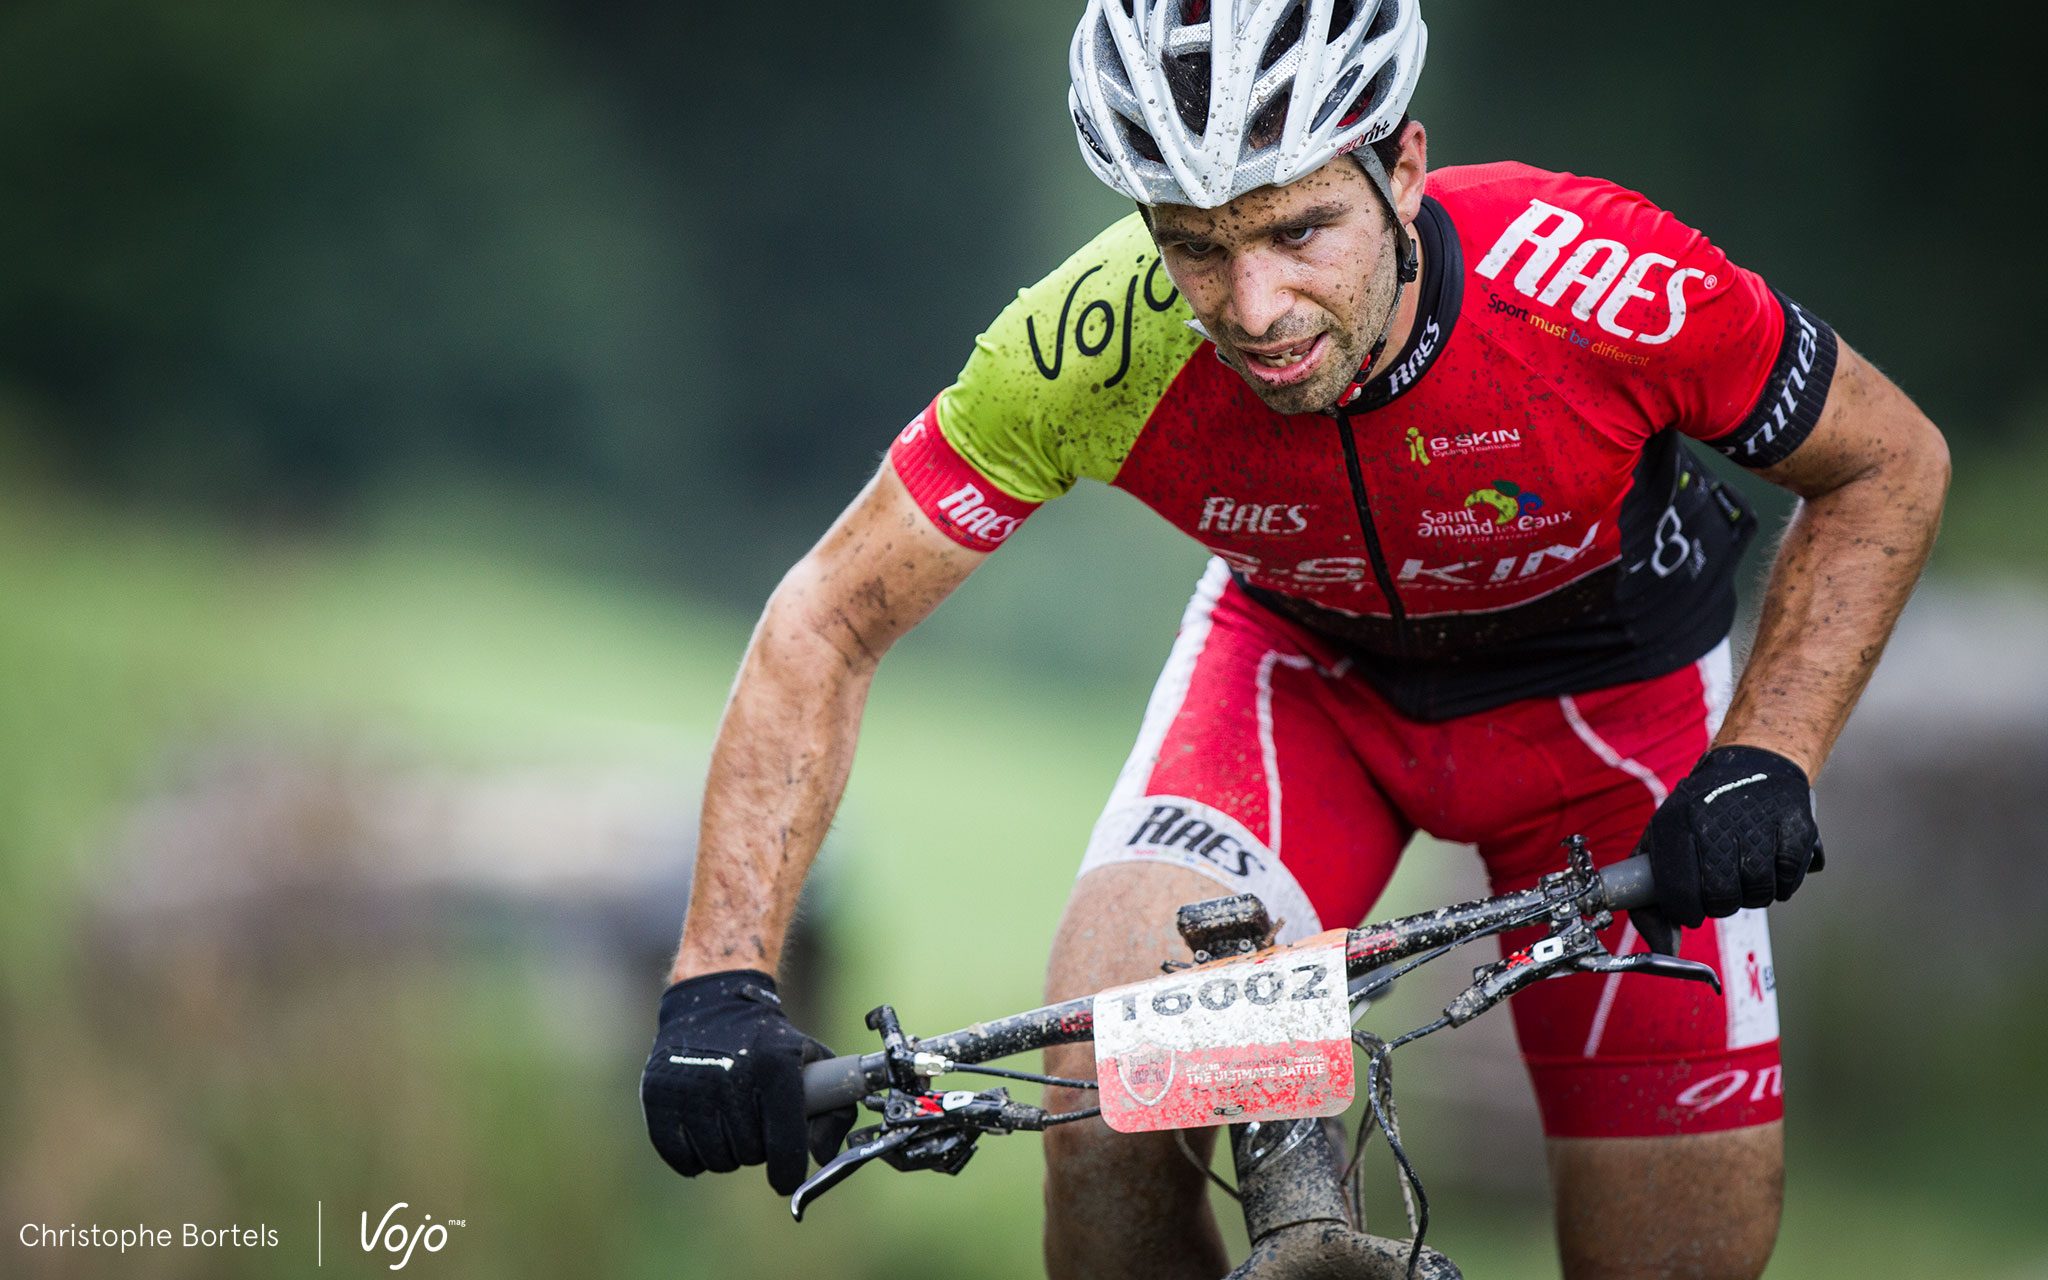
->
[1717, 450, 1947, 777]
[671, 613, 875, 982]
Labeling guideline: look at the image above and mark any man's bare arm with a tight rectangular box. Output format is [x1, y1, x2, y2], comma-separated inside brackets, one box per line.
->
[671, 463, 985, 982]
[1716, 341, 1951, 777]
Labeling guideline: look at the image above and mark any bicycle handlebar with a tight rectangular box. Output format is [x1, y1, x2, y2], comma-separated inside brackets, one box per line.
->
[1596, 853, 1656, 911]
[802, 853, 1661, 1117]
[802, 1053, 877, 1116]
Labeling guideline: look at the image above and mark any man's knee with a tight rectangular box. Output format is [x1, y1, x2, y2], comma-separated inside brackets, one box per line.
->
[1547, 1122, 1783, 1280]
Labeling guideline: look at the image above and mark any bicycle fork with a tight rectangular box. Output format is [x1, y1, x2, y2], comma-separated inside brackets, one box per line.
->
[1225, 1116, 1460, 1280]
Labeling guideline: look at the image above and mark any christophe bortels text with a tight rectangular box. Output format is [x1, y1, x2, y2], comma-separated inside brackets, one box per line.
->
[18, 1221, 280, 1253]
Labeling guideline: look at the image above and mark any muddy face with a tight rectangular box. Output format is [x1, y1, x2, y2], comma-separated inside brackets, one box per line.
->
[1147, 157, 1407, 416]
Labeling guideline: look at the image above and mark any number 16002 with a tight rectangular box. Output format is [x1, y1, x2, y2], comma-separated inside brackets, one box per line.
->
[1112, 963, 1331, 1021]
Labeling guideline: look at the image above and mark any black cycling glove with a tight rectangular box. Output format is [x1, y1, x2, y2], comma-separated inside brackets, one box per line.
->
[640, 969, 855, 1196]
[1632, 745, 1823, 955]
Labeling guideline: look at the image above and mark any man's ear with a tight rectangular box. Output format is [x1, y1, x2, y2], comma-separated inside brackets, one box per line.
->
[1391, 120, 1428, 225]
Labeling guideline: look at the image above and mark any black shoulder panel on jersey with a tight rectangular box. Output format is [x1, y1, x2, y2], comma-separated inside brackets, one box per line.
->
[1711, 293, 1838, 469]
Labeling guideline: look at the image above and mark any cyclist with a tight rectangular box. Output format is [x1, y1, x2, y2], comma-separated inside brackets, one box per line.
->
[641, 2, 1949, 1276]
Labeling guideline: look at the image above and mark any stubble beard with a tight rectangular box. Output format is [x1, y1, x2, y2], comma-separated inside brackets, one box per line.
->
[1232, 238, 1401, 417]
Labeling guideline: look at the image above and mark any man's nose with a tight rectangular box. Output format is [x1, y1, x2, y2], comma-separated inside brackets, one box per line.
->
[1225, 252, 1296, 341]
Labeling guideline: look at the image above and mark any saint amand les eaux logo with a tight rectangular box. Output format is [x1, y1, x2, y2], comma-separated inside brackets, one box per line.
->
[1464, 480, 1544, 526]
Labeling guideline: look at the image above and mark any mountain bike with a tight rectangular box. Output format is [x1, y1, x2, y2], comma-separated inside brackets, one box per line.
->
[792, 837, 1720, 1279]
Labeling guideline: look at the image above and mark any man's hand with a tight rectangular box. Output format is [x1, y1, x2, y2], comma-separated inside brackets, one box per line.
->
[640, 970, 855, 1196]
[1632, 745, 1822, 955]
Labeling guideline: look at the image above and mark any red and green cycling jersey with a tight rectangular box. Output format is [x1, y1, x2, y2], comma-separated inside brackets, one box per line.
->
[890, 162, 1838, 720]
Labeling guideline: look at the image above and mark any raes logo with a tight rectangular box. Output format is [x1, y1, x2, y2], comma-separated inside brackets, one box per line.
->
[1198, 496, 1313, 536]
[1476, 199, 1717, 346]
[362, 1204, 465, 1272]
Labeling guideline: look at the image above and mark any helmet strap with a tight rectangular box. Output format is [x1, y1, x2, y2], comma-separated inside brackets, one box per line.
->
[1339, 147, 1419, 405]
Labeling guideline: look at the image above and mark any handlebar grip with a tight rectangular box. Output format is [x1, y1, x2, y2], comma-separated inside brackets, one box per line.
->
[1597, 855, 1657, 912]
[802, 1055, 872, 1117]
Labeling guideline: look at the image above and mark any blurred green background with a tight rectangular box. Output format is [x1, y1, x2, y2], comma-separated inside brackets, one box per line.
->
[2, 1, 2043, 1277]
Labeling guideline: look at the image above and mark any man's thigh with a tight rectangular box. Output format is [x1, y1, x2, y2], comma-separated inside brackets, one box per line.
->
[1042, 566, 1413, 1279]
[1074, 562, 1414, 942]
[1472, 642, 1785, 1277]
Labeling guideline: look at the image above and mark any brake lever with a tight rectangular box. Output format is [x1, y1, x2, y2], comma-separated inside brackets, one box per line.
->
[1574, 949, 1722, 994]
[790, 1123, 923, 1220]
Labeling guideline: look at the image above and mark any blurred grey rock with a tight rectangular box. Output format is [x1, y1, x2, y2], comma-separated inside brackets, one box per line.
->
[1807, 583, 2048, 967]
[91, 737, 840, 1023]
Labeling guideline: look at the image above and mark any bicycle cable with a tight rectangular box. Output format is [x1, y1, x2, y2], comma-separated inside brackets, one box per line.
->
[1346, 1016, 1450, 1280]
[1349, 905, 1550, 1012]
[934, 1063, 1098, 1091]
[1173, 1128, 1242, 1202]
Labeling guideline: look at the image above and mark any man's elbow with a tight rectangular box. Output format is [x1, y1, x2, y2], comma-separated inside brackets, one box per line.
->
[1899, 413, 1952, 520]
[759, 557, 891, 677]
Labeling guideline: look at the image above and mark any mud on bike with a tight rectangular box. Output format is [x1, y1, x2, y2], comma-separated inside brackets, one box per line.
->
[787, 838, 1722, 1279]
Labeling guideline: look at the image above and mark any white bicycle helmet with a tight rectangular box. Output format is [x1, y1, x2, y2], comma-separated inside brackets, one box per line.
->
[1069, 0, 1426, 210]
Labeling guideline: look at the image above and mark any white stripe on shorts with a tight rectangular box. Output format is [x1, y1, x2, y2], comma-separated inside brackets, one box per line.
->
[1078, 560, 1323, 945]
[1580, 639, 1747, 1058]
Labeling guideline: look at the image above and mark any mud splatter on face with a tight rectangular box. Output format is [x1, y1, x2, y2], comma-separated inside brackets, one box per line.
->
[1148, 159, 1406, 415]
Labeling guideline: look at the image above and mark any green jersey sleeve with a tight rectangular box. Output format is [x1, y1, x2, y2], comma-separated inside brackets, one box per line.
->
[933, 212, 1202, 504]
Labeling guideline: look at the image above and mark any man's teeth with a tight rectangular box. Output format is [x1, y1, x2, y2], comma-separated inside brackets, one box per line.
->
[1249, 339, 1316, 368]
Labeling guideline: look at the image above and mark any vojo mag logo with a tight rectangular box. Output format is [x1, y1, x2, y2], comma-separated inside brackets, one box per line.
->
[361, 1203, 465, 1271]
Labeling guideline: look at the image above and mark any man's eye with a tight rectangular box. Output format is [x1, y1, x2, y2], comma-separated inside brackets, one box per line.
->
[1277, 225, 1318, 247]
[1177, 240, 1218, 259]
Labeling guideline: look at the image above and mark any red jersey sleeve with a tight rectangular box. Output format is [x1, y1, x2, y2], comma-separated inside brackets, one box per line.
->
[1591, 185, 1839, 468]
[1638, 222, 1851, 466]
[1464, 167, 1838, 468]
[886, 399, 1041, 553]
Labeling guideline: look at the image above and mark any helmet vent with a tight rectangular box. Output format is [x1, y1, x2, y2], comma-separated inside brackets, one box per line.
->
[1364, 0, 1396, 43]
[1314, 65, 1364, 129]
[1165, 51, 1211, 133]
[1259, 3, 1307, 73]
[1075, 109, 1118, 167]
[1119, 116, 1167, 164]
[1246, 88, 1291, 152]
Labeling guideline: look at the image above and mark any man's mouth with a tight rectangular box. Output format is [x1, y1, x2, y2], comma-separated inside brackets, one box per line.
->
[1235, 334, 1329, 387]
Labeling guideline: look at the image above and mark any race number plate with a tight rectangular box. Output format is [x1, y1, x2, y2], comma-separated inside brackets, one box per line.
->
[1092, 931, 1354, 1134]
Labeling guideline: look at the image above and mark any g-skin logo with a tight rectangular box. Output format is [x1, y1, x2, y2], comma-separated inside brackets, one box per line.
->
[1027, 254, 1180, 390]
[1198, 495, 1313, 536]
[1405, 426, 1431, 466]
[362, 1204, 465, 1271]
[1743, 949, 1776, 1002]
[1405, 425, 1523, 466]
[1476, 198, 1717, 346]
[935, 482, 1022, 545]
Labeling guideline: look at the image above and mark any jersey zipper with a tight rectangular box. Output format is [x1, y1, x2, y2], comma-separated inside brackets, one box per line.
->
[1331, 406, 1411, 654]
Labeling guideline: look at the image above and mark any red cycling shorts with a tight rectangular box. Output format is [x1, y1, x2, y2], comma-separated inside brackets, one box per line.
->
[1078, 562, 1783, 1139]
